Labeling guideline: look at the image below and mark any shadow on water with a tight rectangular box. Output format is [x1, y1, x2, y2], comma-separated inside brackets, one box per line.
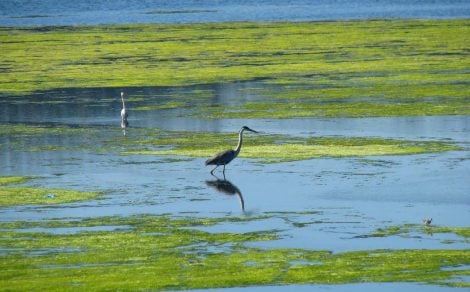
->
[206, 175, 245, 212]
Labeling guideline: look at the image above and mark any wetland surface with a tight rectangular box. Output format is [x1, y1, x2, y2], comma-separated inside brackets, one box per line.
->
[1, 0, 469, 26]
[1, 84, 469, 290]
[0, 4, 469, 291]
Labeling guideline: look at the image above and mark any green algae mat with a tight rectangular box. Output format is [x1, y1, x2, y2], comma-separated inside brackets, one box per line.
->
[1, 18, 469, 291]
[127, 131, 459, 162]
[1, 19, 469, 118]
[1, 123, 460, 163]
[0, 176, 101, 206]
[1, 214, 469, 290]
[1, 177, 468, 290]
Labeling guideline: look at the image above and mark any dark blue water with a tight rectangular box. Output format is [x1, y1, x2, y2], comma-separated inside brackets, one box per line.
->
[0, 0, 469, 26]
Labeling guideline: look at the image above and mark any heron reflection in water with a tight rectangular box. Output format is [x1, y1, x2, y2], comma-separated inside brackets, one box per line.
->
[205, 126, 258, 175]
[206, 177, 245, 212]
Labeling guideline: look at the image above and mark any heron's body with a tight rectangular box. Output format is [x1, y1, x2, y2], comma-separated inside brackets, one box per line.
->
[205, 126, 258, 175]
[206, 149, 236, 166]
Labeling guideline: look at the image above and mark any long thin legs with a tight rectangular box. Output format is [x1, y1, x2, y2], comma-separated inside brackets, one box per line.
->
[210, 165, 219, 175]
[210, 164, 227, 175]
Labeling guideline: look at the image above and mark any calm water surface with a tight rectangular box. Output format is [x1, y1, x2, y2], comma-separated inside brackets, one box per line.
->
[1, 84, 470, 141]
[0, 0, 469, 26]
[1, 84, 469, 241]
[0, 2, 469, 289]
[1, 89, 469, 292]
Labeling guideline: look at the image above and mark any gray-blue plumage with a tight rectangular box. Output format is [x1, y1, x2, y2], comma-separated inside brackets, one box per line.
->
[205, 126, 258, 175]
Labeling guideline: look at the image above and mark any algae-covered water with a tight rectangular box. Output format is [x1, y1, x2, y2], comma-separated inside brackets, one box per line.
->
[1, 82, 469, 290]
[1, 0, 469, 26]
[0, 2, 469, 290]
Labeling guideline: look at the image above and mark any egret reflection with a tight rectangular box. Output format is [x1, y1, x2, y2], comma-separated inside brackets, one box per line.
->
[206, 177, 245, 212]
[121, 119, 129, 136]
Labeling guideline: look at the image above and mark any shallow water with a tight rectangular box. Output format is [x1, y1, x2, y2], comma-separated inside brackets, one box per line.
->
[1, 2, 469, 288]
[1, 82, 469, 290]
[192, 283, 468, 292]
[1, 0, 469, 26]
[1, 84, 470, 142]
[1, 84, 469, 227]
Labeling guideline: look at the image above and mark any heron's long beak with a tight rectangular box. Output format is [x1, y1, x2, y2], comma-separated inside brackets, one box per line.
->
[246, 127, 258, 133]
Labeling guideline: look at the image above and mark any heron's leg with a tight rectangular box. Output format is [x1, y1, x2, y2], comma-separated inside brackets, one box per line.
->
[210, 165, 219, 175]
[222, 164, 226, 175]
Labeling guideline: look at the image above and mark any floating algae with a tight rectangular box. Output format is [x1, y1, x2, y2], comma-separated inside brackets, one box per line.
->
[0, 176, 101, 207]
[0, 215, 468, 290]
[1, 20, 469, 118]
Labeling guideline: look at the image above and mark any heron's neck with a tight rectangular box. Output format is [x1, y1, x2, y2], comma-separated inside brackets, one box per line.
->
[235, 130, 244, 154]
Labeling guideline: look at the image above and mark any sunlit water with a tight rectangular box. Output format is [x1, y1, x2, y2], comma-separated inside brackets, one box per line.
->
[1, 85, 469, 257]
[192, 283, 467, 292]
[1, 84, 469, 292]
[2, 84, 470, 141]
[1, 0, 469, 26]
[1, 2, 469, 288]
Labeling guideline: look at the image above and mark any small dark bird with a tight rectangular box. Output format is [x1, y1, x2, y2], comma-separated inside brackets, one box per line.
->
[423, 218, 432, 226]
[205, 126, 258, 175]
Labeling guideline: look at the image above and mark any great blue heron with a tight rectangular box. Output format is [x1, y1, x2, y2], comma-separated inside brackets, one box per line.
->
[120, 91, 128, 128]
[205, 126, 258, 175]
[206, 178, 245, 212]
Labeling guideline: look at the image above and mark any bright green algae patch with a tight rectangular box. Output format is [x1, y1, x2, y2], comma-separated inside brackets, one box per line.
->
[369, 224, 470, 239]
[0, 124, 94, 136]
[0, 187, 101, 207]
[0, 215, 469, 290]
[0, 176, 101, 207]
[0, 176, 32, 186]
[1, 123, 459, 162]
[202, 101, 470, 119]
[1, 20, 469, 118]
[0, 123, 109, 153]
[127, 131, 459, 162]
[0, 20, 468, 93]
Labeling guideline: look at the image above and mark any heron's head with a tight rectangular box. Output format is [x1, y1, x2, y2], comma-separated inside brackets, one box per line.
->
[241, 126, 258, 133]
[121, 91, 124, 98]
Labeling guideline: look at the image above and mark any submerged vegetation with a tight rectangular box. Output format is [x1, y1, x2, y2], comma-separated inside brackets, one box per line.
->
[1, 123, 459, 162]
[369, 224, 470, 240]
[202, 101, 470, 119]
[0, 176, 32, 186]
[1, 19, 469, 118]
[126, 131, 459, 162]
[0, 176, 101, 206]
[0, 214, 469, 290]
[1, 18, 469, 291]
